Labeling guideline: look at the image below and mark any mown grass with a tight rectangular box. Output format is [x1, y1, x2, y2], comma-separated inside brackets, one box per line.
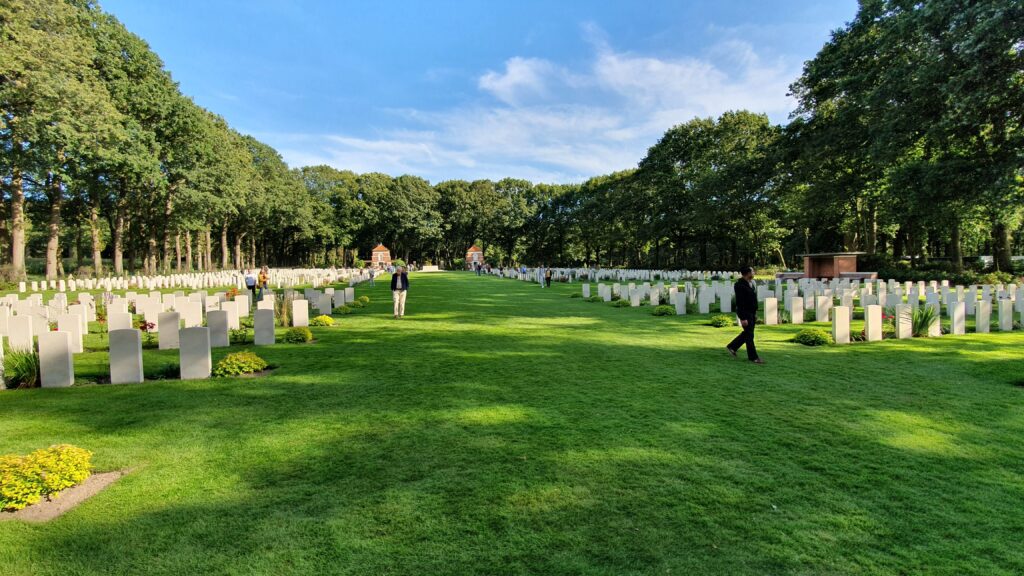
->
[1, 272, 1023, 575]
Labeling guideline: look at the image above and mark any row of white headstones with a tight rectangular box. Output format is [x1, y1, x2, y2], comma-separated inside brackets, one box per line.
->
[1, 269, 371, 389]
[505, 269, 1024, 344]
[14, 267, 368, 295]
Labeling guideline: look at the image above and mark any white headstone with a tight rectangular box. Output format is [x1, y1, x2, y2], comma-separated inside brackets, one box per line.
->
[998, 299, 1013, 331]
[975, 300, 991, 334]
[207, 310, 230, 348]
[292, 299, 309, 327]
[950, 301, 966, 336]
[108, 312, 133, 332]
[790, 297, 804, 324]
[895, 304, 912, 339]
[7, 315, 34, 352]
[926, 302, 942, 337]
[674, 292, 686, 315]
[221, 301, 240, 330]
[254, 309, 275, 346]
[180, 302, 203, 328]
[179, 327, 211, 380]
[57, 314, 84, 354]
[832, 306, 851, 344]
[38, 331, 74, 388]
[864, 305, 882, 342]
[763, 297, 778, 325]
[158, 312, 181, 350]
[317, 294, 333, 316]
[109, 329, 144, 384]
[815, 296, 831, 322]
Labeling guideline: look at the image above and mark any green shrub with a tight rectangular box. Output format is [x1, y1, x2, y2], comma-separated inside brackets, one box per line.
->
[3, 350, 40, 389]
[333, 305, 353, 315]
[348, 300, 365, 309]
[309, 315, 335, 327]
[393, 258, 406, 268]
[212, 351, 269, 377]
[1, 444, 93, 511]
[569, 292, 583, 298]
[610, 299, 632, 308]
[708, 314, 734, 328]
[652, 305, 676, 316]
[793, 328, 834, 346]
[585, 296, 604, 303]
[229, 328, 251, 345]
[284, 326, 313, 343]
[239, 316, 254, 329]
[912, 306, 939, 337]
[146, 363, 180, 380]
[357, 295, 370, 305]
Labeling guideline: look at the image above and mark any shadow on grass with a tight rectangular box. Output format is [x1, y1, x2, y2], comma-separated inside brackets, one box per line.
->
[3, 272, 1024, 574]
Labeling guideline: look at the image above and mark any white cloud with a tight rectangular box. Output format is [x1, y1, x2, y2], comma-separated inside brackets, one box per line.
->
[263, 25, 802, 184]
[478, 57, 557, 106]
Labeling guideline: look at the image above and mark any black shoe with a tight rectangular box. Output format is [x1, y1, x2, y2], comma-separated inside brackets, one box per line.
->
[751, 358, 765, 365]
[726, 346, 736, 358]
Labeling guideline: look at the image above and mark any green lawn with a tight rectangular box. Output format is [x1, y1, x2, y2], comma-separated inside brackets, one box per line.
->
[1, 272, 1023, 575]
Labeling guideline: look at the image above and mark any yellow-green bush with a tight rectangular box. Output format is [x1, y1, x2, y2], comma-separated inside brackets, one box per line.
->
[1, 444, 93, 511]
[212, 352, 269, 377]
[283, 326, 313, 343]
[309, 315, 335, 327]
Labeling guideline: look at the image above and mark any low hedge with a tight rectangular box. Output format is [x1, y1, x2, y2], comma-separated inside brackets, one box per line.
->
[309, 315, 335, 327]
[213, 351, 269, 377]
[348, 300, 365, 309]
[284, 326, 313, 343]
[1, 444, 93, 511]
[610, 299, 632, 308]
[357, 296, 370, 305]
[652, 305, 676, 316]
[793, 328, 834, 346]
[333, 305, 353, 315]
[708, 314, 735, 328]
[585, 296, 604, 303]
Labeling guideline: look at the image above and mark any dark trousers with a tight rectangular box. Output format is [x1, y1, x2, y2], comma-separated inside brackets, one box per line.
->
[249, 285, 257, 301]
[728, 314, 759, 360]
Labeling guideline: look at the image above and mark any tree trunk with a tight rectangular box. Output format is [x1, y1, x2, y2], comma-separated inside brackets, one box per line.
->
[993, 221, 1012, 271]
[204, 228, 213, 271]
[249, 236, 256, 269]
[233, 232, 245, 270]
[89, 201, 103, 276]
[45, 174, 63, 280]
[9, 166, 26, 278]
[866, 204, 877, 254]
[161, 189, 174, 273]
[175, 232, 182, 272]
[220, 223, 229, 269]
[147, 235, 158, 275]
[113, 208, 125, 275]
[950, 219, 963, 272]
[184, 231, 193, 272]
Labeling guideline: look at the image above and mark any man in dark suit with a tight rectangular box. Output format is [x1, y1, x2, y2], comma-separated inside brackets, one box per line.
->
[391, 266, 409, 319]
[727, 266, 764, 364]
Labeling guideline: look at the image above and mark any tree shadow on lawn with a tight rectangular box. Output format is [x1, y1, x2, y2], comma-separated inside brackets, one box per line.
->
[12, 380, 1024, 575]
[4, 273, 1024, 573]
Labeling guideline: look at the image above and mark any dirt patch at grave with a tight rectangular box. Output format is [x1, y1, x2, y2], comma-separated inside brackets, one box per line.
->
[0, 469, 129, 523]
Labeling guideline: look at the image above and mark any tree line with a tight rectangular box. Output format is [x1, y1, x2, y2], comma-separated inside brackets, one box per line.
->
[2, 0, 1021, 280]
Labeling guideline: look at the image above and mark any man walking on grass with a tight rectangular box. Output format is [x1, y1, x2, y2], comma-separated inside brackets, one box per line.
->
[727, 266, 764, 364]
[391, 266, 409, 319]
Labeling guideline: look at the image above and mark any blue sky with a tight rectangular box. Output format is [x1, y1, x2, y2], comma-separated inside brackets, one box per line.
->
[102, 0, 858, 183]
